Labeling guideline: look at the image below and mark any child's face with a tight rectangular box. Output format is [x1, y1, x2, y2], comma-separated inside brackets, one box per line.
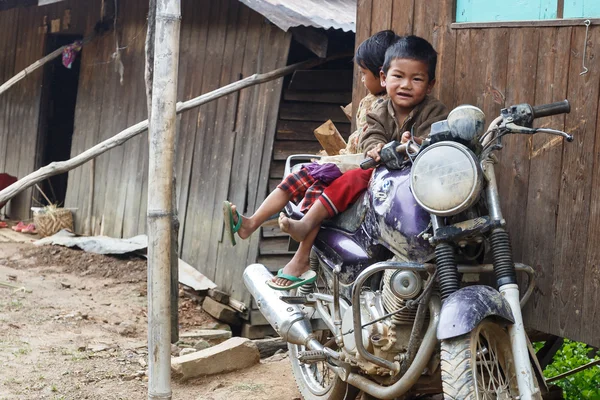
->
[380, 58, 435, 115]
[359, 66, 384, 95]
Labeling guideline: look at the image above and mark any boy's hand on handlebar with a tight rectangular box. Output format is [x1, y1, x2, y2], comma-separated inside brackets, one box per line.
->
[366, 143, 384, 162]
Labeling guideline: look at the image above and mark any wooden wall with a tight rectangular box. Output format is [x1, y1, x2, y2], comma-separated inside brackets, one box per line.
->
[60, 0, 291, 305]
[354, 0, 600, 347]
[0, 0, 87, 219]
[260, 60, 354, 271]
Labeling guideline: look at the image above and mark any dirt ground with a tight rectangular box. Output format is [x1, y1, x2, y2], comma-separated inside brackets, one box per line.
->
[0, 242, 300, 400]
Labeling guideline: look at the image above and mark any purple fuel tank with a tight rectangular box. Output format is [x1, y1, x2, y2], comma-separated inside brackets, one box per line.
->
[313, 166, 433, 285]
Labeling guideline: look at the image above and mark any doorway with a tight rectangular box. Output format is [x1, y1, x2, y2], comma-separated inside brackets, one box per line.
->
[37, 34, 82, 206]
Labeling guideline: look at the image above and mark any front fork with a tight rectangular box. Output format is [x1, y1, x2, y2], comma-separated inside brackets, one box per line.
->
[434, 160, 539, 399]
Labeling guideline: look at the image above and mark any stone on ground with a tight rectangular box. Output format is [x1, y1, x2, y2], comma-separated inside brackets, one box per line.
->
[171, 337, 260, 380]
[180, 329, 231, 342]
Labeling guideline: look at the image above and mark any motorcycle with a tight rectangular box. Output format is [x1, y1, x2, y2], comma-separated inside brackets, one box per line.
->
[243, 99, 572, 400]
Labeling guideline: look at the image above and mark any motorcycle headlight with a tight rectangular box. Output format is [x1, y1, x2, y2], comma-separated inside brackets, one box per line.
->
[410, 141, 483, 217]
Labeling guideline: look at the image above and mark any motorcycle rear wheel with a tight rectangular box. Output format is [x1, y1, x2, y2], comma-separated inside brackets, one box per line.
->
[440, 319, 520, 400]
[289, 333, 359, 400]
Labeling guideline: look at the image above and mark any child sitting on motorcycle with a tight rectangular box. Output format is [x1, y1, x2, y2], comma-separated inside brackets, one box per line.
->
[279, 35, 448, 243]
[223, 30, 400, 290]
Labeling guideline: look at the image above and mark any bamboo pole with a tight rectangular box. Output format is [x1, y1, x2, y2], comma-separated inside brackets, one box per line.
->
[0, 35, 93, 97]
[0, 54, 346, 207]
[147, 0, 180, 398]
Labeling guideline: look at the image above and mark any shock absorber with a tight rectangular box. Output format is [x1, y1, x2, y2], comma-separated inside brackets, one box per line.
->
[489, 228, 517, 286]
[298, 250, 319, 296]
[435, 242, 460, 300]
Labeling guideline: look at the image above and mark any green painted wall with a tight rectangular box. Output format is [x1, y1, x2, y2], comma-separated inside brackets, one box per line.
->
[456, 0, 557, 22]
[564, 0, 600, 18]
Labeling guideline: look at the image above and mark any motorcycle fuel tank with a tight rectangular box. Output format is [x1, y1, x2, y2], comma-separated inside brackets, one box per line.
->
[368, 166, 433, 262]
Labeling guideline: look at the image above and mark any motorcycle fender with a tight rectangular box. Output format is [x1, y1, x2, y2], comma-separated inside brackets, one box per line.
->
[437, 285, 514, 340]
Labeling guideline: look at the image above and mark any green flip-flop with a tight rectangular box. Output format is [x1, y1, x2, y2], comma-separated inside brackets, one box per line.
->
[222, 201, 243, 246]
[266, 269, 317, 291]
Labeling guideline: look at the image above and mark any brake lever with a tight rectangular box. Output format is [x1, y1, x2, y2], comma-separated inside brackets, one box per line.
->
[504, 122, 574, 142]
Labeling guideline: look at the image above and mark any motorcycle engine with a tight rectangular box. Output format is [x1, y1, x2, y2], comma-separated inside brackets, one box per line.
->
[340, 269, 424, 376]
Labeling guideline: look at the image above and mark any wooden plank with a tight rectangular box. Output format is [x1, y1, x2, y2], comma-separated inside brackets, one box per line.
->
[283, 90, 352, 104]
[276, 120, 350, 141]
[431, 0, 457, 108]
[204, 0, 243, 281]
[288, 70, 353, 92]
[351, 0, 372, 132]
[120, 2, 149, 238]
[496, 28, 540, 262]
[370, 0, 393, 33]
[581, 37, 600, 348]
[279, 102, 348, 123]
[259, 237, 294, 255]
[272, 141, 322, 161]
[290, 26, 328, 58]
[186, 0, 230, 277]
[549, 25, 600, 341]
[176, 0, 213, 248]
[269, 160, 285, 179]
[391, 0, 415, 36]
[261, 224, 287, 238]
[257, 255, 294, 271]
[522, 27, 571, 334]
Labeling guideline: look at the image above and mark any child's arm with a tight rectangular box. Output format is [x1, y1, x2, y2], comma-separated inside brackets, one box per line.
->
[359, 112, 389, 158]
[414, 101, 449, 138]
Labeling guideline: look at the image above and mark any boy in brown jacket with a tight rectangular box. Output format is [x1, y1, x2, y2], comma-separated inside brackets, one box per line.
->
[280, 35, 448, 242]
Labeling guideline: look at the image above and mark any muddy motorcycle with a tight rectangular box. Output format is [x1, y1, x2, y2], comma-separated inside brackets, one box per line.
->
[244, 99, 572, 400]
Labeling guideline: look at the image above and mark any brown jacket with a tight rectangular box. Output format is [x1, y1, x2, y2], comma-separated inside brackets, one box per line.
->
[359, 95, 449, 155]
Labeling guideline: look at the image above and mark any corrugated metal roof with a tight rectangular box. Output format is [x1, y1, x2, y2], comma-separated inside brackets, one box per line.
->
[238, 0, 356, 32]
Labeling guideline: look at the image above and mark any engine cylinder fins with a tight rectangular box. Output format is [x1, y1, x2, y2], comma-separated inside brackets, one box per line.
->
[435, 242, 460, 300]
[382, 270, 424, 325]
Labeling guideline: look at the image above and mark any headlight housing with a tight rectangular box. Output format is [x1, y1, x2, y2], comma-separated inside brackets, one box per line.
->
[410, 141, 482, 216]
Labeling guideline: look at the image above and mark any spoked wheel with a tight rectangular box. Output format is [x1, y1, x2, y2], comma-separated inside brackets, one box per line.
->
[288, 265, 359, 400]
[289, 330, 358, 400]
[440, 319, 521, 400]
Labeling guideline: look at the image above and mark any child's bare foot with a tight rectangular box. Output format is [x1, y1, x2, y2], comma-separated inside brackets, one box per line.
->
[278, 213, 311, 242]
[231, 204, 255, 239]
[271, 258, 311, 287]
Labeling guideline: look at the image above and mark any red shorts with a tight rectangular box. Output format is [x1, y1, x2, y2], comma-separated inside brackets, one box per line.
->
[277, 169, 328, 213]
[318, 168, 373, 217]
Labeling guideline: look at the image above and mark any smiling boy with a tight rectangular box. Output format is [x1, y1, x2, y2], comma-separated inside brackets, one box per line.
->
[279, 35, 448, 242]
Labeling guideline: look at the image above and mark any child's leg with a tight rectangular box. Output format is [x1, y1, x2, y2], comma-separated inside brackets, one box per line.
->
[230, 169, 317, 239]
[231, 188, 290, 239]
[278, 201, 329, 242]
[272, 226, 319, 286]
[278, 168, 373, 241]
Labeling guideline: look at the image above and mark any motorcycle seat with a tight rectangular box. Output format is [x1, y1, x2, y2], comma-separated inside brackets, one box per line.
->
[322, 191, 368, 233]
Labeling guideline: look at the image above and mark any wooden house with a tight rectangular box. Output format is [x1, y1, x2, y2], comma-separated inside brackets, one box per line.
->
[0, 0, 356, 329]
[353, 0, 600, 347]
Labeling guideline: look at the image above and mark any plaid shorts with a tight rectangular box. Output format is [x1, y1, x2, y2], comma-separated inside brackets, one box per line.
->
[278, 168, 328, 213]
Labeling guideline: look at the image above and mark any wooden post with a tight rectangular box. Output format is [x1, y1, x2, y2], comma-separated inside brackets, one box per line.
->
[146, 0, 180, 399]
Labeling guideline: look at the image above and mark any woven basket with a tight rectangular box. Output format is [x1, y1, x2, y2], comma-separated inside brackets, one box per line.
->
[33, 208, 74, 238]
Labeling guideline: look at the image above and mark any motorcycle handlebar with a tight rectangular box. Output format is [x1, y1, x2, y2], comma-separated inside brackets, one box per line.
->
[532, 100, 570, 119]
[360, 142, 419, 170]
[360, 158, 378, 170]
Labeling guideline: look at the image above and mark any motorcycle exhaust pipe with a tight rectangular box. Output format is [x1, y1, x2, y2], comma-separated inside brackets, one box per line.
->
[243, 264, 320, 349]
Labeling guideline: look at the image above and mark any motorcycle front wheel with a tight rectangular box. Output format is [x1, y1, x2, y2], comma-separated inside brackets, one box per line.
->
[440, 319, 520, 400]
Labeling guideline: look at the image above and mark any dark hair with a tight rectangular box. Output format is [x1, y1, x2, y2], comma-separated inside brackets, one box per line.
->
[355, 30, 401, 77]
[382, 35, 437, 81]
